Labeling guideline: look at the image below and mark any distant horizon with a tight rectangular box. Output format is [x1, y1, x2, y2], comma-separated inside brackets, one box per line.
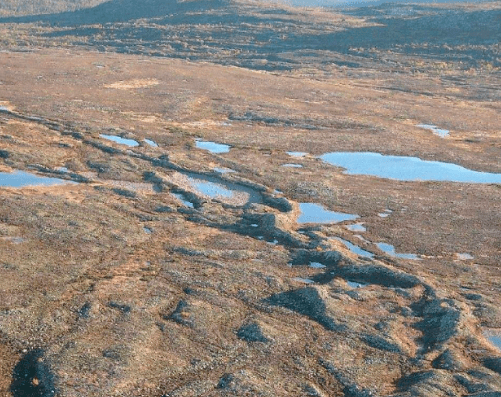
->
[272, 0, 495, 8]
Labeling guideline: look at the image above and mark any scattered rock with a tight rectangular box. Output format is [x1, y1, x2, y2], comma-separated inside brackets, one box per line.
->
[165, 300, 193, 328]
[265, 287, 346, 332]
[483, 357, 501, 375]
[77, 302, 92, 319]
[217, 373, 235, 389]
[432, 349, 463, 371]
[11, 349, 57, 397]
[237, 322, 269, 343]
[111, 188, 136, 198]
[108, 301, 131, 314]
[411, 298, 460, 350]
[361, 334, 401, 353]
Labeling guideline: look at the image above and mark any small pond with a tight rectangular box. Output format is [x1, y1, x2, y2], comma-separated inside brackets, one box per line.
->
[213, 167, 236, 174]
[484, 330, 501, 352]
[282, 163, 303, 168]
[100, 134, 139, 147]
[345, 223, 366, 232]
[376, 242, 419, 260]
[298, 203, 359, 224]
[417, 124, 449, 138]
[334, 237, 374, 258]
[172, 192, 195, 208]
[195, 139, 231, 154]
[144, 139, 158, 147]
[287, 151, 308, 157]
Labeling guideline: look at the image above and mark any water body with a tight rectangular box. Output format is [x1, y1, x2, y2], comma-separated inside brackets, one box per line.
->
[417, 124, 450, 138]
[172, 192, 194, 208]
[334, 237, 374, 258]
[100, 134, 139, 147]
[484, 331, 501, 352]
[345, 223, 366, 232]
[320, 152, 501, 183]
[293, 277, 315, 284]
[195, 139, 231, 154]
[144, 139, 158, 147]
[188, 178, 234, 199]
[378, 209, 393, 218]
[0, 170, 71, 188]
[287, 151, 308, 157]
[347, 280, 368, 288]
[298, 203, 359, 224]
[282, 163, 303, 168]
[376, 242, 419, 260]
[213, 167, 236, 174]
[456, 253, 474, 260]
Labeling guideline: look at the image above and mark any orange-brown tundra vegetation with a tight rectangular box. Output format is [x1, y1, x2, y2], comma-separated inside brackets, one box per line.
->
[1, 0, 501, 396]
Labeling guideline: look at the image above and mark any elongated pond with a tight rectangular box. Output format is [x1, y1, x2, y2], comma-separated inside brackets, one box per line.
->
[320, 152, 501, 183]
[0, 170, 71, 188]
[100, 134, 139, 147]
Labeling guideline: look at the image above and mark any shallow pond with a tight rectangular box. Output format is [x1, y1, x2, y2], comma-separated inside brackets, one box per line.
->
[319, 152, 501, 183]
[298, 203, 359, 224]
[100, 134, 139, 147]
[287, 151, 308, 157]
[195, 139, 231, 154]
[172, 192, 195, 208]
[378, 209, 393, 218]
[0, 170, 71, 188]
[417, 124, 449, 138]
[186, 174, 262, 206]
[334, 237, 374, 258]
[188, 178, 234, 199]
[345, 223, 366, 232]
[347, 280, 368, 289]
[144, 139, 158, 147]
[376, 242, 419, 260]
[293, 277, 315, 284]
[484, 330, 501, 352]
[213, 167, 236, 174]
[282, 163, 303, 168]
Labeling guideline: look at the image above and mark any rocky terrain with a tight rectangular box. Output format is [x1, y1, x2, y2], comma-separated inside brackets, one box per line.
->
[1, 0, 501, 396]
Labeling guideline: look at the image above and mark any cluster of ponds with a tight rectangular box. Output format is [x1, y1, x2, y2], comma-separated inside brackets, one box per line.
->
[100, 134, 159, 148]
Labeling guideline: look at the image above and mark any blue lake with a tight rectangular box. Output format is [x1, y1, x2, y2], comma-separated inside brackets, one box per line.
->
[320, 152, 501, 183]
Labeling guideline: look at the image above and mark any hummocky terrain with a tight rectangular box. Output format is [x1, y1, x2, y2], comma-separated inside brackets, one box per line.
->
[1, 0, 501, 396]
